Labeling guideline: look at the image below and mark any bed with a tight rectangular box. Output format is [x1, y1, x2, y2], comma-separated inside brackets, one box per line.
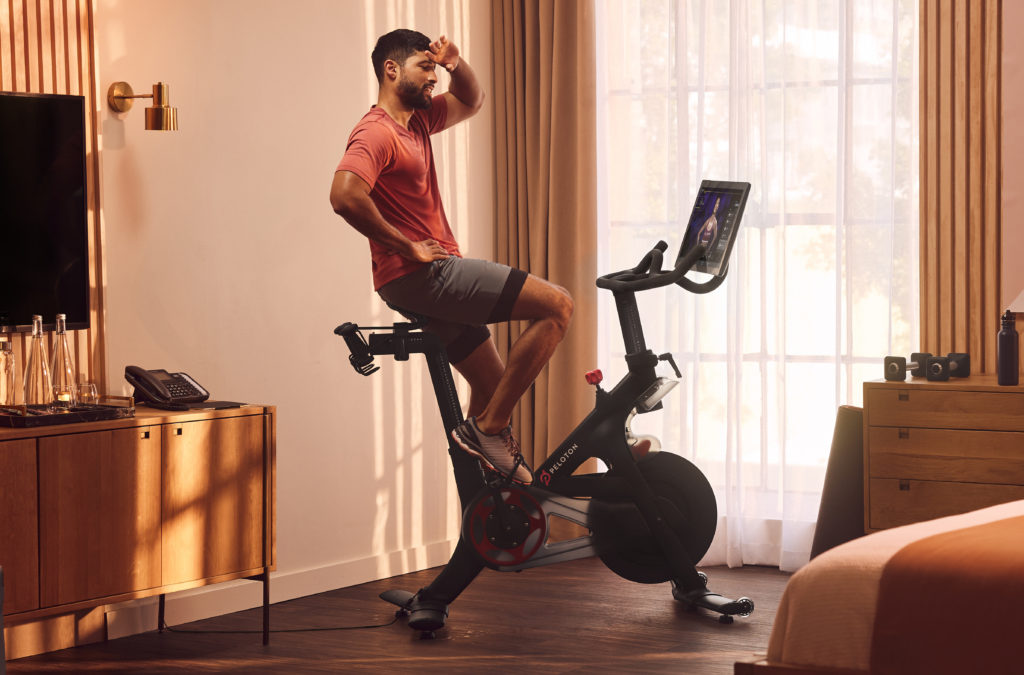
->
[735, 499, 1024, 675]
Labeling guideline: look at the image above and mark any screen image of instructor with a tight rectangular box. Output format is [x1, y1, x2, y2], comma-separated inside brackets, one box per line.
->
[699, 197, 722, 250]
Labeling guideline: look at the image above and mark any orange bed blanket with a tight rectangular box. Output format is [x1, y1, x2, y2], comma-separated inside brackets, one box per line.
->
[767, 500, 1024, 673]
[870, 514, 1024, 675]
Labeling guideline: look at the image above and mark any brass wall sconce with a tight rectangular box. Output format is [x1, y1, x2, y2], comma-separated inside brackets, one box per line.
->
[107, 81, 178, 130]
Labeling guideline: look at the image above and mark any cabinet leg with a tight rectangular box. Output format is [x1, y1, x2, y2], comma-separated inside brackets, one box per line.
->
[157, 593, 165, 632]
[262, 570, 270, 645]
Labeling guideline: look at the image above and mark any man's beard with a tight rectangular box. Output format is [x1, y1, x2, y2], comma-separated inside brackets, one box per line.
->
[397, 75, 433, 110]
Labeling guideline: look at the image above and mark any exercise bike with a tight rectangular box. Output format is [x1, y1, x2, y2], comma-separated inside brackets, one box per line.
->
[336, 188, 752, 635]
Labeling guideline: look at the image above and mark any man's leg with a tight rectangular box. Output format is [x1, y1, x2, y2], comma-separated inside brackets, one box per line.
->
[473, 275, 573, 435]
[451, 339, 505, 419]
[449, 275, 572, 427]
[381, 260, 572, 481]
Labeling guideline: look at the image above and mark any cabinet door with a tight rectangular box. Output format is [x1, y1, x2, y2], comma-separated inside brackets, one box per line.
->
[39, 427, 162, 606]
[0, 438, 39, 614]
[162, 415, 265, 586]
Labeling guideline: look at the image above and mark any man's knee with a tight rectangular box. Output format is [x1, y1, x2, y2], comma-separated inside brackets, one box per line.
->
[548, 285, 573, 334]
[512, 276, 574, 330]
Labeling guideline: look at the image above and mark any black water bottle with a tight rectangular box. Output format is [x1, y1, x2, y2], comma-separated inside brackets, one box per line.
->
[997, 310, 1019, 386]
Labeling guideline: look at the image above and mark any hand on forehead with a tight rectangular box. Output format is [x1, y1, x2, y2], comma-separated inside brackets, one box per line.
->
[400, 50, 434, 67]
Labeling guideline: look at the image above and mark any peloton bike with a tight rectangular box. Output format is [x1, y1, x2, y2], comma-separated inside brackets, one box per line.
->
[336, 180, 754, 635]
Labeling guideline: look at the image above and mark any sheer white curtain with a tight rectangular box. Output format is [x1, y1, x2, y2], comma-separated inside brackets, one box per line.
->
[595, 0, 918, 571]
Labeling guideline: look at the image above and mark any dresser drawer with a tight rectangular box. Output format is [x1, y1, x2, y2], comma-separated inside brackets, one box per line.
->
[866, 388, 1024, 431]
[867, 427, 1024, 485]
[868, 478, 1024, 530]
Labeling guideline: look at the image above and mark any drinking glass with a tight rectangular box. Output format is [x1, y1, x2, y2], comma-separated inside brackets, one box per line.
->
[77, 382, 99, 406]
[52, 383, 76, 411]
[0, 338, 14, 406]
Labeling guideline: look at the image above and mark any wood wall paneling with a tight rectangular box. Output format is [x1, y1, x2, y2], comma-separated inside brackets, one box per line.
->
[985, 2, 1003, 369]
[920, 0, 1001, 373]
[0, 0, 105, 397]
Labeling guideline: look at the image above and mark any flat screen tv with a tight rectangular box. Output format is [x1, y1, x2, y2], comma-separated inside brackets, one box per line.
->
[0, 91, 90, 333]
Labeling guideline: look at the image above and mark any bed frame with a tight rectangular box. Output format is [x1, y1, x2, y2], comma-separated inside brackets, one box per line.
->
[734, 657, 866, 674]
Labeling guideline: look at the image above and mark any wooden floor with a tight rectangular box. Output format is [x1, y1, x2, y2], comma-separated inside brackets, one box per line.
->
[7, 558, 790, 674]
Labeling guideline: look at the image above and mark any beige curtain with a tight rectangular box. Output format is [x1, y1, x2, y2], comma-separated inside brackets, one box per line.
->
[491, 0, 597, 470]
[920, 0, 1001, 372]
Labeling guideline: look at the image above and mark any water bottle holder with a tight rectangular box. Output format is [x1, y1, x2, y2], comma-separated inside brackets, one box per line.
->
[636, 377, 679, 413]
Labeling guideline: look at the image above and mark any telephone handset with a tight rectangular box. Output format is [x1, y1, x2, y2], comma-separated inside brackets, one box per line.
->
[125, 365, 210, 408]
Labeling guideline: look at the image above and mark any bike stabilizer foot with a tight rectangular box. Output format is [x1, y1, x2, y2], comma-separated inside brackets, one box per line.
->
[671, 581, 754, 623]
[380, 588, 449, 637]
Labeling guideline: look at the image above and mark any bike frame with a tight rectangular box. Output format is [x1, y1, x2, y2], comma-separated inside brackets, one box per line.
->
[337, 242, 724, 598]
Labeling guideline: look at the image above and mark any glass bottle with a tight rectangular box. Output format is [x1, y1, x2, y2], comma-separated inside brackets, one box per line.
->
[998, 310, 1019, 386]
[23, 315, 53, 406]
[50, 313, 78, 406]
[0, 337, 14, 406]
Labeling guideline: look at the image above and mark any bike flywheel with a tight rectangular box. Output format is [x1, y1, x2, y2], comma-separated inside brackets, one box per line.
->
[590, 452, 717, 584]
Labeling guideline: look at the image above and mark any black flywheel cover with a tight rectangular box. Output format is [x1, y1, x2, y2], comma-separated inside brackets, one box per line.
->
[591, 452, 717, 584]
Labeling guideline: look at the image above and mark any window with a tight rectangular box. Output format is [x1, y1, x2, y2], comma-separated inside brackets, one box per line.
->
[596, 0, 918, 569]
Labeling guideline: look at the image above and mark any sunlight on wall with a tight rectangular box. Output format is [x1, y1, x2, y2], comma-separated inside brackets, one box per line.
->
[357, 0, 484, 580]
[360, 0, 478, 251]
[362, 4, 379, 104]
[371, 351, 389, 555]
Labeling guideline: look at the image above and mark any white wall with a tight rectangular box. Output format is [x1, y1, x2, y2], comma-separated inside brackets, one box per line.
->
[94, 0, 494, 630]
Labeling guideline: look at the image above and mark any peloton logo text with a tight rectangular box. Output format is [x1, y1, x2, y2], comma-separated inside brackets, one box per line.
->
[540, 443, 578, 485]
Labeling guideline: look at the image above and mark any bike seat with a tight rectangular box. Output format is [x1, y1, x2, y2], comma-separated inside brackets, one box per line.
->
[384, 301, 430, 330]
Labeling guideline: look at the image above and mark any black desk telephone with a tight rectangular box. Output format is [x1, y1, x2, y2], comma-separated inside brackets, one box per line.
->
[124, 366, 246, 411]
[125, 366, 210, 409]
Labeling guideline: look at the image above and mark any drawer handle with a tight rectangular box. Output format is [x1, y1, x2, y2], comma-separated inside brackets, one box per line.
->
[141, 430, 150, 440]
[897, 391, 909, 401]
[899, 480, 911, 491]
[175, 427, 183, 436]
[898, 428, 909, 439]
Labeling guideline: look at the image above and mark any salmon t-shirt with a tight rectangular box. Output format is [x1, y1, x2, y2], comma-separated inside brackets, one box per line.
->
[336, 96, 461, 290]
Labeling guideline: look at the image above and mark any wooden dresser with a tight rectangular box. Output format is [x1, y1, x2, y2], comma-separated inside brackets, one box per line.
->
[1, 404, 276, 660]
[863, 376, 1024, 532]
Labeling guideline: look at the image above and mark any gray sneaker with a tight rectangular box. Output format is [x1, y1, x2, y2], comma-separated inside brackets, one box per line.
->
[451, 417, 533, 485]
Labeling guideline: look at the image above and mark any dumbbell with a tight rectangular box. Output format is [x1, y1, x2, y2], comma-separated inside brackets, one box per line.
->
[884, 352, 971, 381]
[924, 352, 971, 381]
[884, 353, 931, 381]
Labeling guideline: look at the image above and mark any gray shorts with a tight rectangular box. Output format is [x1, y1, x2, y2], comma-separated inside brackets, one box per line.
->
[377, 257, 528, 363]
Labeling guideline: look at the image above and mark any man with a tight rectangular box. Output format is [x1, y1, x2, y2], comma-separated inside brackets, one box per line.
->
[330, 29, 573, 485]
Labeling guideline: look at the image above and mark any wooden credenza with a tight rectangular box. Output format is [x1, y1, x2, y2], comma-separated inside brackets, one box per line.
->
[0, 405, 276, 659]
[863, 376, 1024, 532]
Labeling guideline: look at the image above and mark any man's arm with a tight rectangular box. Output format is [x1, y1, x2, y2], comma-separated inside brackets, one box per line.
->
[330, 170, 449, 263]
[428, 35, 484, 129]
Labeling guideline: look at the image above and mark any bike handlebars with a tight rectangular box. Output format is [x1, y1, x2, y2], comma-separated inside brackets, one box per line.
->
[596, 241, 727, 295]
[335, 322, 379, 375]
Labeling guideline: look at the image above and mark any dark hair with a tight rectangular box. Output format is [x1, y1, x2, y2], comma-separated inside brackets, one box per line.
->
[371, 29, 431, 83]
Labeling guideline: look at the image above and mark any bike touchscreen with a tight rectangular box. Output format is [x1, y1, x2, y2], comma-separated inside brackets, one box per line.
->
[677, 180, 751, 277]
